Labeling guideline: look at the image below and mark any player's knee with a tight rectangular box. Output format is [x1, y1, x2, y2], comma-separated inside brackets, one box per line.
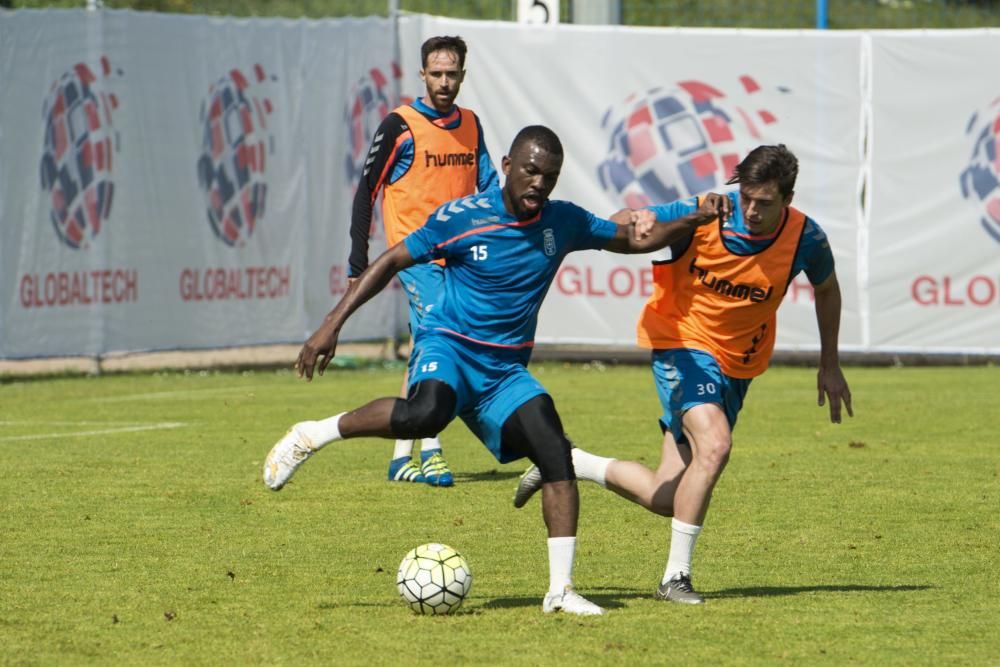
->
[531, 435, 575, 484]
[389, 381, 455, 438]
[697, 436, 732, 474]
[503, 394, 576, 483]
[390, 399, 451, 438]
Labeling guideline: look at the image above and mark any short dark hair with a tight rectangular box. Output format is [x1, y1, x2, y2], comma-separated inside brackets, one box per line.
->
[509, 125, 563, 158]
[726, 144, 798, 197]
[421, 36, 468, 69]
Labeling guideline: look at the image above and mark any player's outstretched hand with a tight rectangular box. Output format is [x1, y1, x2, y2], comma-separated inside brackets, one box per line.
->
[296, 323, 340, 381]
[609, 208, 634, 225]
[817, 364, 853, 424]
[609, 208, 657, 240]
[697, 192, 732, 223]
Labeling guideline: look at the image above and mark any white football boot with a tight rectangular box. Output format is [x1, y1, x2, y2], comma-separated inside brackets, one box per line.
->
[513, 464, 543, 508]
[542, 587, 605, 616]
[263, 424, 317, 491]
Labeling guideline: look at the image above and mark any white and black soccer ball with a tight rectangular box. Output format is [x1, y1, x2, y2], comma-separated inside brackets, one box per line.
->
[396, 543, 472, 615]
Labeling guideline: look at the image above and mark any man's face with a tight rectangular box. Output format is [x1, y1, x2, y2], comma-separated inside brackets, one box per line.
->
[501, 141, 562, 220]
[420, 49, 464, 113]
[738, 181, 793, 235]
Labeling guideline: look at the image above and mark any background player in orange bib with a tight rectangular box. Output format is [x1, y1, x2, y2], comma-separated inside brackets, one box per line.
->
[348, 36, 498, 486]
[514, 144, 853, 604]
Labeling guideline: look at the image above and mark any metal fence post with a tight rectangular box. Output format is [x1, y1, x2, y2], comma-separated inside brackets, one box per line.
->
[816, 0, 828, 28]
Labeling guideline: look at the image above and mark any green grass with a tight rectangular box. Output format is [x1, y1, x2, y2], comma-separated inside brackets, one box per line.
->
[1, 363, 998, 665]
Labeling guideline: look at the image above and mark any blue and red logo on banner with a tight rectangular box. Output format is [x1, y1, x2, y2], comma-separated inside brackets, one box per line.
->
[960, 100, 1000, 244]
[39, 57, 122, 250]
[196, 65, 276, 248]
[343, 63, 411, 234]
[597, 75, 784, 208]
[330, 63, 411, 296]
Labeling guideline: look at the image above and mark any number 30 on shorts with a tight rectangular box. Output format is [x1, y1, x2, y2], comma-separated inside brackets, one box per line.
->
[696, 382, 717, 395]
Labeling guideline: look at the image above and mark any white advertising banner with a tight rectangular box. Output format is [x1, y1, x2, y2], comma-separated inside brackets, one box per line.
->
[409, 18, 865, 350]
[868, 31, 1000, 354]
[0, 10, 407, 358]
[2, 11, 998, 359]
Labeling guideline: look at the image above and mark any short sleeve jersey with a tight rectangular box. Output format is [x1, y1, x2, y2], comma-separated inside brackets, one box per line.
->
[404, 185, 618, 348]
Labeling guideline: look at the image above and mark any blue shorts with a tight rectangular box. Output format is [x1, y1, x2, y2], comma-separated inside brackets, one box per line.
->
[407, 332, 545, 463]
[651, 348, 752, 446]
[397, 263, 445, 333]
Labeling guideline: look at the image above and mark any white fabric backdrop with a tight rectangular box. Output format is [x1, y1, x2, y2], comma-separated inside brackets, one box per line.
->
[1, 11, 998, 358]
[0, 10, 408, 357]
[867, 31, 1000, 353]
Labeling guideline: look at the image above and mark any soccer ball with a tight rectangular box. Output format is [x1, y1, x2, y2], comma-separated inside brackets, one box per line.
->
[396, 543, 472, 615]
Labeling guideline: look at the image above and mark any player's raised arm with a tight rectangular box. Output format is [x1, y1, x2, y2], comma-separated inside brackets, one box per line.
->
[604, 193, 732, 254]
[297, 243, 416, 381]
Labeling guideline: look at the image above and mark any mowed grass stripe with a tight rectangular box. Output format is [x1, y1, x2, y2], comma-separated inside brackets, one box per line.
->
[0, 421, 186, 442]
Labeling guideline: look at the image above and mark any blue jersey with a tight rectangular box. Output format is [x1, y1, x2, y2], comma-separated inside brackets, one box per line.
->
[404, 185, 618, 348]
[647, 192, 834, 285]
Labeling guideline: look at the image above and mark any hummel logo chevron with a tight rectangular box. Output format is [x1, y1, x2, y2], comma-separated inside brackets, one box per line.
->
[435, 198, 492, 222]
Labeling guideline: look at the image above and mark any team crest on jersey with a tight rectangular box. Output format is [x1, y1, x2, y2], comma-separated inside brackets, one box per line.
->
[543, 228, 556, 256]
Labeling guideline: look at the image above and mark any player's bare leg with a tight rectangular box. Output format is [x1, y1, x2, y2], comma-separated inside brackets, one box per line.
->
[514, 434, 690, 514]
[263, 398, 400, 491]
[604, 433, 692, 516]
[541, 479, 578, 538]
[656, 403, 732, 604]
[671, 403, 732, 525]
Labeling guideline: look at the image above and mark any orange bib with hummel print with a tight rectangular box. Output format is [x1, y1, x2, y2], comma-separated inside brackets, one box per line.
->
[383, 105, 480, 247]
[636, 202, 807, 379]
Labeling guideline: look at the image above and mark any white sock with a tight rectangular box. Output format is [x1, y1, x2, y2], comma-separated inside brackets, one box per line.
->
[547, 536, 576, 595]
[392, 439, 414, 460]
[571, 448, 613, 487]
[296, 413, 345, 449]
[663, 518, 702, 584]
[420, 436, 441, 453]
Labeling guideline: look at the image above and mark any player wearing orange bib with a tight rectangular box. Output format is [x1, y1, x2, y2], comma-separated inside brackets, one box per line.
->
[348, 36, 498, 486]
[513, 145, 853, 603]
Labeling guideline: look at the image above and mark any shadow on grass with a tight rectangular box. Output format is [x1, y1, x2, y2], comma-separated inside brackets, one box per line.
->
[321, 584, 931, 614]
[480, 586, 646, 611]
[710, 584, 931, 599]
[452, 469, 522, 483]
[479, 583, 931, 609]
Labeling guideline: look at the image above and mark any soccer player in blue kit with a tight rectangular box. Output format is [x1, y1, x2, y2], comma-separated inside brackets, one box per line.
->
[263, 125, 732, 616]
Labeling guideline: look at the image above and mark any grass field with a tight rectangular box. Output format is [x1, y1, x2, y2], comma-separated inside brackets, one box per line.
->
[1, 362, 998, 665]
